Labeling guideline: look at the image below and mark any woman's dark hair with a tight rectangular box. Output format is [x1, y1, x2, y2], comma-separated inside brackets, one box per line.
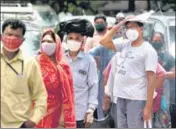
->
[42, 31, 56, 42]
[153, 32, 165, 43]
[94, 14, 107, 22]
[2, 19, 26, 35]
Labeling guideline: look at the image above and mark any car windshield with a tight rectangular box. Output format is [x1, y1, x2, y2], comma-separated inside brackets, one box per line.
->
[168, 19, 175, 44]
[144, 18, 167, 49]
[169, 26, 175, 45]
[143, 20, 155, 42]
[33, 6, 58, 28]
[38, 11, 57, 23]
[168, 19, 175, 57]
[20, 22, 41, 57]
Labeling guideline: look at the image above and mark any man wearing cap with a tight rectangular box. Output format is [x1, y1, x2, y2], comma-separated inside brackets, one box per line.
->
[59, 19, 98, 128]
[100, 15, 157, 128]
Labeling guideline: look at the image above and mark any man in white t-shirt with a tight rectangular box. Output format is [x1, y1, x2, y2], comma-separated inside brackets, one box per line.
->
[100, 16, 157, 128]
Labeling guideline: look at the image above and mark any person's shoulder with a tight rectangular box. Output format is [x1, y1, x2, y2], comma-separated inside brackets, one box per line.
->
[113, 38, 131, 48]
[83, 52, 96, 63]
[113, 52, 120, 60]
[114, 38, 129, 43]
[164, 51, 174, 58]
[25, 56, 39, 68]
[144, 41, 156, 51]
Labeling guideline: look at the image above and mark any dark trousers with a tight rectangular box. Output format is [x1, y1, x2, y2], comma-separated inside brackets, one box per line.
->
[170, 104, 176, 128]
[171, 113, 176, 128]
[76, 120, 84, 128]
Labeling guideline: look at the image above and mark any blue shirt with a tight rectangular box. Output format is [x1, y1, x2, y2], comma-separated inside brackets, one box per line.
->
[89, 45, 115, 84]
[89, 45, 115, 119]
[65, 51, 98, 120]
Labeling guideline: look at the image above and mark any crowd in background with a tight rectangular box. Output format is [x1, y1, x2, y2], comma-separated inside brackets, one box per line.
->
[1, 11, 175, 128]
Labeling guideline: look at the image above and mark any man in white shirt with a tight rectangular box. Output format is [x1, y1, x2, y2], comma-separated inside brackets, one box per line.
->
[100, 16, 157, 128]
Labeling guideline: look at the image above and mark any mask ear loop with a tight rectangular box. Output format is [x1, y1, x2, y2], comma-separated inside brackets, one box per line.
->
[79, 38, 85, 51]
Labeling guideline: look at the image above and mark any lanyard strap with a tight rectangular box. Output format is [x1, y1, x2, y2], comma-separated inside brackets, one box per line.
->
[1, 55, 24, 76]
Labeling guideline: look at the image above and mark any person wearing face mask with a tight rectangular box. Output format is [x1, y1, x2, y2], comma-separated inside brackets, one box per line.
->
[35, 29, 76, 128]
[1, 19, 47, 128]
[151, 32, 175, 72]
[152, 32, 176, 128]
[100, 15, 158, 128]
[84, 15, 114, 120]
[85, 14, 108, 52]
[60, 19, 98, 128]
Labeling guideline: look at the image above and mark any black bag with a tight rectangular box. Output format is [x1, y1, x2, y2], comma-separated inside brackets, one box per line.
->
[90, 108, 115, 128]
[57, 18, 95, 41]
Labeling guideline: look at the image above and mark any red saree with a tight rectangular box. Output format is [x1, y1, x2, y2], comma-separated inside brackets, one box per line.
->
[35, 30, 76, 128]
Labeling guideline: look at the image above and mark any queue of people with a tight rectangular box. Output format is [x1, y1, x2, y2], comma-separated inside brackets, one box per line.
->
[1, 12, 175, 128]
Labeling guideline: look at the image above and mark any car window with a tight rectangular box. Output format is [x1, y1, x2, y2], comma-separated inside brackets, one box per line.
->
[143, 21, 155, 42]
[168, 19, 175, 58]
[21, 30, 40, 57]
[154, 22, 165, 34]
[168, 19, 175, 44]
[21, 22, 41, 57]
[145, 18, 166, 44]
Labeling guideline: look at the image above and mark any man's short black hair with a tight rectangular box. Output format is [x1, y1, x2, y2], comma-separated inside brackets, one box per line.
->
[94, 14, 107, 22]
[2, 19, 26, 36]
[125, 21, 144, 27]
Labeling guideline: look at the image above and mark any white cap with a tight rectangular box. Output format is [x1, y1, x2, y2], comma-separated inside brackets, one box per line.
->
[126, 10, 154, 23]
[116, 12, 125, 18]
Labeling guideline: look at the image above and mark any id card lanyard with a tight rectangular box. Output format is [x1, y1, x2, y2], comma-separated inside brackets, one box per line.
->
[1, 55, 24, 76]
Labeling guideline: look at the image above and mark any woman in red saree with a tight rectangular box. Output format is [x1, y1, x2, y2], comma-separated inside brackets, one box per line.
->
[35, 30, 76, 128]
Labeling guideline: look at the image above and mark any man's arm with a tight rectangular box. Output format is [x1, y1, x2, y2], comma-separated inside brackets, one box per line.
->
[143, 71, 156, 121]
[100, 24, 121, 51]
[89, 45, 102, 69]
[154, 63, 166, 89]
[28, 58, 47, 125]
[84, 37, 94, 52]
[102, 61, 112, 88]
[100, 17, 132, 51]
[103, 64, 112, 112]
[103, 54, 117, 111]
[87, 59, 98, 111]
[143, 47, 158, 121]
[84, 58, 98, 128]
[166, 67, 175, 79]
[146, 71, 156, 108]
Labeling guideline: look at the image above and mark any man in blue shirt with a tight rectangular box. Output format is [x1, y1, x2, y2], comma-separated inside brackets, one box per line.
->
[60, 19, 98, 128]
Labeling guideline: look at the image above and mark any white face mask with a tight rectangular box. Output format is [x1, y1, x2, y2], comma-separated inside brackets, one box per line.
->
[67, 40, 82, 52]
[41, 42, 56, 56]
[125, 29, 139, 42]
